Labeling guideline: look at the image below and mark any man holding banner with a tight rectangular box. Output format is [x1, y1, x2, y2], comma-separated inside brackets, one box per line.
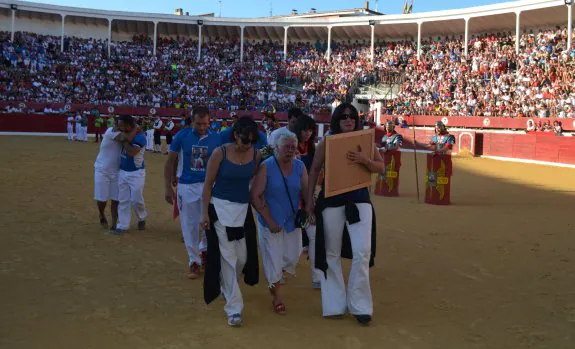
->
[375, 121, 403, 197]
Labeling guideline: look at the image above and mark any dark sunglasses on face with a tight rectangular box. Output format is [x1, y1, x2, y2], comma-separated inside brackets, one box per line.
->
[239, 135, 257, 145]
[339, 113, 357, 121]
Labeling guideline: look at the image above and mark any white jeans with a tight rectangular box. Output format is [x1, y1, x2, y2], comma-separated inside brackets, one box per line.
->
[257, 221, 302, 287]
[177, 183, 207, 266]
[67, 124, 74, 140]
[75, 125, 81, 140]
[214, 220, 247, 317]
[305, 224, 323, 284]
[146, 130, 154, 151]
[116, 169, 147, 230]
[321, 203, 373, 316]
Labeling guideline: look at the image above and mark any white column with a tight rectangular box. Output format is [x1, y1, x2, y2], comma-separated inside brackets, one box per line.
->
[197, 25, 202, 61]
[417, 22, 422, 59]
[240, 25, 245, 63]
[370, 24, 375, 62]
[153, 21, 158, 55]
[10, 9, 15, 42]
[107, 19, 112, 57]
[464, 18, 469, 57]
[327, 26, 332, 62]
[515, 11, 521, 55]
[568, 5, 573, 51]
[60, 14, 66, 53]
[283, 26, 289, 61]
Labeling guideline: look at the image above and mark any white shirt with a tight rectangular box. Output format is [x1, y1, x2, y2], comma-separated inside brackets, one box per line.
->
[94, 127, 122, 175]
[165, 121, 175, 132]
[67, 116, 74, 125]
[153, 119, 163, 130]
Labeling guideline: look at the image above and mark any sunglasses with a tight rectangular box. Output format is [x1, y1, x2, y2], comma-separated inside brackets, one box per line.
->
[339, 113, 357, 120]
[239, 135, 257, 145]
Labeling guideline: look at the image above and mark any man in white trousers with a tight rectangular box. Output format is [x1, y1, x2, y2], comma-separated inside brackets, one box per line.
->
[112, 115, 148, 235]
[144, 116, 155, 152]
[74, 112, 82, 141]
[66, 113, 74, 141]
[164, 107, 221, 279]
[94, 122, 140, 229]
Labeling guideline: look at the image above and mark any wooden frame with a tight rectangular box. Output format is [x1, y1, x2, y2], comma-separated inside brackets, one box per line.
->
[324, 128, 375, 198]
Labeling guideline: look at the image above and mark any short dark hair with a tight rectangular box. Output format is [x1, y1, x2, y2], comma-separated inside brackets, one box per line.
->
[329, 103, 360, 135]
[287, 107, 304, 120]
[192, 106, 210, 119]
[231, 116, 260, 143]
[118, 115, 135, 127]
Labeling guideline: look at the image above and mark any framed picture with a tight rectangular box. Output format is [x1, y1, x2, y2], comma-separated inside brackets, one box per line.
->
[324, 128, 375, 198]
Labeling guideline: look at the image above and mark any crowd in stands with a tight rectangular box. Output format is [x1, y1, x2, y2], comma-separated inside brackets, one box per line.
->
[1, 27, 575, 118]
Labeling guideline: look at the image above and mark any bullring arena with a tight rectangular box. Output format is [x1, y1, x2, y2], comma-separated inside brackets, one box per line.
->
[1, 0, 575, 348]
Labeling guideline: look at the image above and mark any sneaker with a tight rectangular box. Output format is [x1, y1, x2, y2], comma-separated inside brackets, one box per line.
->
[312, 281, 321, 290]
[109, 228, 126, 236]
[200, 251, 208, 271]
[187, 263, 200, 279]
[137, 220, 146, 231]
[99, 216, 108, 228]
[227, 314, 243, 327]
[354, 314, 372, 326]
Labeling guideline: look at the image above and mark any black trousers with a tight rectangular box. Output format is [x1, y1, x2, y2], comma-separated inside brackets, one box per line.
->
[153, 130, 161, 145]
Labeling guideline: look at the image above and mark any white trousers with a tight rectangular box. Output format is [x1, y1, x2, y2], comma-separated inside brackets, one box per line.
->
[75, 125, 81, 140]
[305, 224, 323, 284]
[94, 169, 119, 202]
[321, 203, 373, 316]
[257, 221, 302, 287]
[177, 183, 207, 266]
[146, 130, 154, 151]
[214, 220, 247, 317]
[67, 124, 74, 140]
[116, 169, 147, 230]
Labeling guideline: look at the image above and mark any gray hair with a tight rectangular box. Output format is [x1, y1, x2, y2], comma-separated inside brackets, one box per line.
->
[274, 127, 298, 156]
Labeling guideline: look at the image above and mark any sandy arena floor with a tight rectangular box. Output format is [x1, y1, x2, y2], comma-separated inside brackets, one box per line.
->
[0, 136, 574, 349]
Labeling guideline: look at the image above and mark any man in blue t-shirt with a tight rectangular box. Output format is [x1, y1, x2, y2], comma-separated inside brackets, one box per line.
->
[219, 113, 268, 149]
[164, 106, 221, 279]
[113, 115, 148, 235]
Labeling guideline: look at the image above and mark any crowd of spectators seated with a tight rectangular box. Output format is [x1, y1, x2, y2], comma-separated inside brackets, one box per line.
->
[1, 27, 575, 119]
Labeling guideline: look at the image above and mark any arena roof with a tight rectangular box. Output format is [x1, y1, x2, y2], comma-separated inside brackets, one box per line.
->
[0, 0, 570, 41]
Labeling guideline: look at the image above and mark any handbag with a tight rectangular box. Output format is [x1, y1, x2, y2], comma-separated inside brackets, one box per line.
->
[272, 156, 309, 229]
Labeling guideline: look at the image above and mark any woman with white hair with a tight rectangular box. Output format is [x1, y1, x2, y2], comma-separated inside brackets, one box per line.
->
[251, 127, 309, 315]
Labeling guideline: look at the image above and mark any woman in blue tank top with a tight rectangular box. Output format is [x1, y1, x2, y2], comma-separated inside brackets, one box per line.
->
[251, 127, 309, 315]
[201, 116, 262, 328]
[305, 103, 385, 326]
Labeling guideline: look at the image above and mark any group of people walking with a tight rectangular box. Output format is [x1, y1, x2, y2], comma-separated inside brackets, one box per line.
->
[94, 104, 385, 328]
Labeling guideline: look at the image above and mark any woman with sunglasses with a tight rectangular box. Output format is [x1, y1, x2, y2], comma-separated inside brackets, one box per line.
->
[251, 127, 309, 315]
[201, 116, 262, 327]
[305, 103, 385, 326]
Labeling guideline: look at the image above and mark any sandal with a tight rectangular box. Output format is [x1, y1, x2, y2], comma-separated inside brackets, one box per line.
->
[272, 300, 287, 315]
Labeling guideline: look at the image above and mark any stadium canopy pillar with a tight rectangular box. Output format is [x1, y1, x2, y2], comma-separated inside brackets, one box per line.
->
[464, 17, 469, 57]
[240, 25, 245, 63]
[107, 18, 112, 57]
[153, 21, 158, 55]
[416, 22, 422, 59]
[568, 4, 573, 51]
[60, 14, 66, 53]
[515, 11, 521, 55]
[10, 9, 15, 42]
[283, 26, 289, 61]
[327, 26, 332, 62]
[197, 24, 203, 61]
[370, 24, 375, 63]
